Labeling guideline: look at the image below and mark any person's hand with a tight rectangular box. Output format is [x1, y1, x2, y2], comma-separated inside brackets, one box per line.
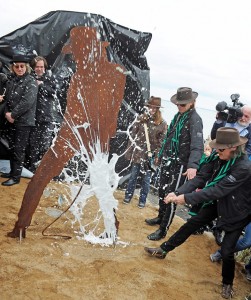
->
[183, 168, 197, 180]
[154, 157, 160, 166]
[5, 112, 14, 123]
[164, 192, 176, 204]
[164, 193, 185, 205]
[0, 95, 4, 102]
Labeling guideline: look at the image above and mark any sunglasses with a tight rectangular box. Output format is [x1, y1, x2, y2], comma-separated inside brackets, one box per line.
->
[176, 103, 186, 107]
[14, 64, 26, 69]
[218, 148, 226, 152]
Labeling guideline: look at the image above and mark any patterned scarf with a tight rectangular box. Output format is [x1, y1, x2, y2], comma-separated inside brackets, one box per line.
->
[200, 150, 240, 208]
[158, 110, 190, 160]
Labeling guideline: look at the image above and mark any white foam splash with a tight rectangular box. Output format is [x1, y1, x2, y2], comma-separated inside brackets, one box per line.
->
[67, 139, 122, 246]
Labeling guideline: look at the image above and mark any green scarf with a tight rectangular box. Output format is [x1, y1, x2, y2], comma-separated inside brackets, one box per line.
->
[201, 151, 239, 208]
[158, 110, 189, 160]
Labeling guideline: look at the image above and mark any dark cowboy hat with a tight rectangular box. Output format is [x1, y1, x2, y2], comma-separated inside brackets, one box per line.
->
[145, 96, 162, 108]
[10, 55, 30, 64]
[209, 127, 247, 149]
[170, 87, 198, 105]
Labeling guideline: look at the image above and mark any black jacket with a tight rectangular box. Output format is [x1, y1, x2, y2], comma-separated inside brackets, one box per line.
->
[0, 73, 8, 128]
[5, 73, 38, 126]
[177, 154, 251, 231]
[0, 72, 7, 95]
[160, 109, 204, 169]
[34, 71, 57, 123]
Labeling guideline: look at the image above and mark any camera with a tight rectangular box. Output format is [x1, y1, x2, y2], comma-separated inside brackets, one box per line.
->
[216, 94, 244, 123]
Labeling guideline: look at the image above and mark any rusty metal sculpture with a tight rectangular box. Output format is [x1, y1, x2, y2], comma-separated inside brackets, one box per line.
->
[7, 26, 126, 240]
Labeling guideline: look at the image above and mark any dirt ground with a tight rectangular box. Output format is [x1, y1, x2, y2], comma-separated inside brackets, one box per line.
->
[1, 177, 250, 300]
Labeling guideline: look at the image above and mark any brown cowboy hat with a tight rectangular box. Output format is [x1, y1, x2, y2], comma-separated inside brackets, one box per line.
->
[170, 87, 198, 105]
[145, 96, 162, 108]
[209, 127, 247, 149]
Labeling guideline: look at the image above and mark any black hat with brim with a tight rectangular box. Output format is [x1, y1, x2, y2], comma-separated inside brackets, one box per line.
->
[10, 55, 30, 64]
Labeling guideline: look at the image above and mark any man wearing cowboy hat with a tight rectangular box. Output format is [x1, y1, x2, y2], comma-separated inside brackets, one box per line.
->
[144, 127, 251, 299]
[123, 96, 167, 208]
[145, 87, 204, 240]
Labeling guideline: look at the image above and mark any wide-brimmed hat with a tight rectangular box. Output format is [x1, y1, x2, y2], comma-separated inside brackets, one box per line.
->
[170, 87, 198, 105]
[209, 127, 247, 149]
[145, 96, 162, 108]
[10, 55, 30, 64]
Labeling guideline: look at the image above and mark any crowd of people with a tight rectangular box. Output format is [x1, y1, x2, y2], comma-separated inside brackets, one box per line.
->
[0, 55, 63, 185]
[124, 87, 251, 299]
[1, 55, 251, 298]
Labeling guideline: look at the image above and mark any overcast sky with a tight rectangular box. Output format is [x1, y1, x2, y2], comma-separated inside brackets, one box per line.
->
[1, 0, 251, 111]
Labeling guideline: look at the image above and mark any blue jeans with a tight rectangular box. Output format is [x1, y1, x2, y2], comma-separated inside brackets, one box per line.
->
[125, 163, 151, 204]
[235, 222, 251, 251]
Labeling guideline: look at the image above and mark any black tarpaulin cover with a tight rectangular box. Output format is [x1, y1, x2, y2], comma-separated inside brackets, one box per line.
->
[0, 10, 152, 174]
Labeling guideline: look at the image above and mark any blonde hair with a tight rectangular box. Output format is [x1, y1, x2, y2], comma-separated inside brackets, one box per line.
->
[10, 63, 31, 74]
[231, 144, 246, 158]
[153, 109, 164, 125]
[139, 109, 164, 125]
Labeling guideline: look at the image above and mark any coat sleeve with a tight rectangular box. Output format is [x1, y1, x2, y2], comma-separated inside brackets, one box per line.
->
[187, 112, 204, 169]
[124, 117, 140, 161]
[177, 160, 214, 195]
[184, 159, 251, 206]
[245, 124, 251, 159]
[210, 120, 225, 139]
[11, 77, 38, 120]
[154, 121, 167, 154]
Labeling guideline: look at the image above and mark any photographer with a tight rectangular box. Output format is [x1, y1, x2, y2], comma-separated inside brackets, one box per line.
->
[211, 95, 251, 159]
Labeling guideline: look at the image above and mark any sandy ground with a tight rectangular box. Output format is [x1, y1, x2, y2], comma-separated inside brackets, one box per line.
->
[1, 177, 250, 300]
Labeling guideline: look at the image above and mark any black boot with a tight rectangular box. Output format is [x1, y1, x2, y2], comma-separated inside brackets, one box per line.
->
[145, 217, 162, 226]
[2, 178, 20, 186]
[147, 228, 167, 241]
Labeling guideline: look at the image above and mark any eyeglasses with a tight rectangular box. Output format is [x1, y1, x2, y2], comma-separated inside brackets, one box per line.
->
[14, 64, 26, 69]
[218, 148, 226, 152]
[176, 104, 186, 107]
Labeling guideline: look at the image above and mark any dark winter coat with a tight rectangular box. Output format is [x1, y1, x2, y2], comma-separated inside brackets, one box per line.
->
[125, 115, 167, 164]
[34, 71, 57, 123]
[160, 108, 203, 170]
[5, 73, 38, 126]
[177, 154, 251, 231]
[0, 72, 8, 128]
[0, 72, 7, 95]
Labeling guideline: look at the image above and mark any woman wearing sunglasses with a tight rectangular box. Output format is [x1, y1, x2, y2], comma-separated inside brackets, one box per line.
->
[1, 55, 38, 186]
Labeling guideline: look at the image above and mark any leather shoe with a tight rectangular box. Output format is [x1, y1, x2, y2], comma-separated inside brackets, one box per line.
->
[1, 173, 11, 178]
[147, 229, 167, 241]
[145, 217, 161, 226]
[2, 178, 20, 186]
[144, 247, 167, 259]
